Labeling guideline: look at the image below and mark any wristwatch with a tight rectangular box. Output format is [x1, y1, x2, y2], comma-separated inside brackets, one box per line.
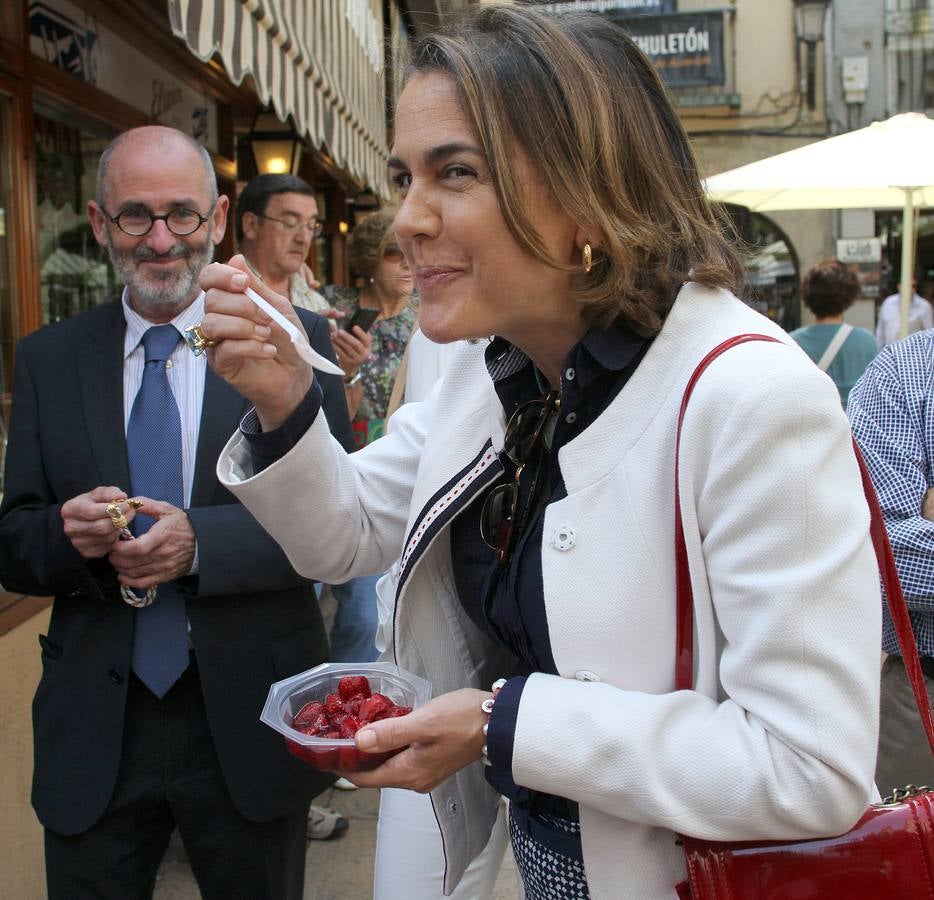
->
[344, 371, 363, 387]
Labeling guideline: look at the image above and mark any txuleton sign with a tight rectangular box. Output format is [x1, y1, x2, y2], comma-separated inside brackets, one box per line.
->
[613, 11, 726, 87]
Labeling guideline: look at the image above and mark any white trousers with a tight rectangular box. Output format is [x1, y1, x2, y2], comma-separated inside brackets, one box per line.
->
[374, 787, 509, 899]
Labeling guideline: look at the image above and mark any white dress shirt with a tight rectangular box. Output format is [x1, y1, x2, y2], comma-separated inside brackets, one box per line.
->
[875, 291, 934, 346]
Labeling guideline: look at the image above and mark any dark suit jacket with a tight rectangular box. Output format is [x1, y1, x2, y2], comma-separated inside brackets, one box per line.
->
[0, 300, 354, 836]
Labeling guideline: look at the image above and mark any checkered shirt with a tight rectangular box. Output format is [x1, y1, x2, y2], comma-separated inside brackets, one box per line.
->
[849, 329, 934, 657]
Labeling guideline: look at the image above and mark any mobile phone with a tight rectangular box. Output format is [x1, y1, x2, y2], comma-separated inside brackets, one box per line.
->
[343, 307, 380, 333]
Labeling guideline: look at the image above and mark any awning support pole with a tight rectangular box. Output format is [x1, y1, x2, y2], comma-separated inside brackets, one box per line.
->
[900, 188, 917, 340]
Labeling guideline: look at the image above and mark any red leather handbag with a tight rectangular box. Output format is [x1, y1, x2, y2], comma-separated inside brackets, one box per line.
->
[673, 334, 934, 900]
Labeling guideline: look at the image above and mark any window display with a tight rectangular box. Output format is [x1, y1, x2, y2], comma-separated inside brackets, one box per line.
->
[35, 111, 115, 324]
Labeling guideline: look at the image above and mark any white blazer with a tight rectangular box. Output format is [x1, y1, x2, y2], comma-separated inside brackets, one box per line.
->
[219, 283, 881, 899]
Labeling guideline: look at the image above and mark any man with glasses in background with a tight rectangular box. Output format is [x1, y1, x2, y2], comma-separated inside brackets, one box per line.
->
[0, 126, 354, 899]
[235, 174, 327, 308]
[236, 172, 372, 380]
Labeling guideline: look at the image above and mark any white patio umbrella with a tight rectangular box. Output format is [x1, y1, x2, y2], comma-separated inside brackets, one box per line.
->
[704, 112, 934, 337]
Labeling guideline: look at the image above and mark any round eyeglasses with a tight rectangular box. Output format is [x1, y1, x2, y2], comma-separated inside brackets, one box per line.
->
[256, 213, 323, 238]
[104, 205, 215, 237]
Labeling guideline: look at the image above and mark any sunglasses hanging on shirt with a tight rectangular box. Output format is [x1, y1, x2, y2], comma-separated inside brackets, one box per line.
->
[480, 390, 560, 564]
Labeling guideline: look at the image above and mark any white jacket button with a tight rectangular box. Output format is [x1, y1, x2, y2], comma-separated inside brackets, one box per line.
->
[552, 524, 576, 550]
[575, 670, 600, 682]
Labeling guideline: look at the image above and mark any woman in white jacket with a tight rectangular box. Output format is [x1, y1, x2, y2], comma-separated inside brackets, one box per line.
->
[200, 6, 880, 898]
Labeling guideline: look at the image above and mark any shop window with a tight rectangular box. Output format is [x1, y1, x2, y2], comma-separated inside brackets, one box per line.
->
[722, 204, 801, 332]
[877, 208, 934, 302]
[35, 111, 116, 324]
[886, 0, 934, 113]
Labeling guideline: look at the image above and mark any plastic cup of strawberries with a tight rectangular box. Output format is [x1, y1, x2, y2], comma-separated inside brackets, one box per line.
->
[261, 662, 431, 772]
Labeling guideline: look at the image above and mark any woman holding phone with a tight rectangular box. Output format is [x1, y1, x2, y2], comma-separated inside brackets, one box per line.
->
[201, 6, 880, 897]
[324, 207, 416, 447]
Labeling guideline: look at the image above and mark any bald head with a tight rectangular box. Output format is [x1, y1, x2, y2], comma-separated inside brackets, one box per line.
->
[96, 126, 218, 209]
[88, 125, 228, 322]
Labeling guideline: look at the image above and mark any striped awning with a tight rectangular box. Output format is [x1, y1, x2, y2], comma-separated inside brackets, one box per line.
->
[167, 0, 390, 198]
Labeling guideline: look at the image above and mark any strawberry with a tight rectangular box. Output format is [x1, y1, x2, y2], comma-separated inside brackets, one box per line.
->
[311, 713, 330, 734]
[338, 675, 371, 701]
[340, 714, 362, 739]
[358, 693, 393, 723]
[292, 700, 325, 728]
[283, 677, 414, 775]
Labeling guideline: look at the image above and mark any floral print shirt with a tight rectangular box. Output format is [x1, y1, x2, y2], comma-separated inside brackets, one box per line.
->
[289, 273, 331, 314]
[321, 284, 416, 448]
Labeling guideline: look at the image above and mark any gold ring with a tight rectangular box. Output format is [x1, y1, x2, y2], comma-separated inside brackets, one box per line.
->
[106, 501, 129, 531]
[183, 323, 218, 356]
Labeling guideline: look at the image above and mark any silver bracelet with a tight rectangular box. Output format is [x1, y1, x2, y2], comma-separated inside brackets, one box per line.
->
[480, 678, 508, 766]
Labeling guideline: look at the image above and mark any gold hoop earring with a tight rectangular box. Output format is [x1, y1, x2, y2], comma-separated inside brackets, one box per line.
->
[582, 242, 593, 274]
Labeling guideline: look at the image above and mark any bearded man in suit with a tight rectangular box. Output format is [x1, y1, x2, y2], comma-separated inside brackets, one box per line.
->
[0, 125, 354, 900]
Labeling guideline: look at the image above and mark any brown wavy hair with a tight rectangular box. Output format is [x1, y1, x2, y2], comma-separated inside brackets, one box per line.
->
[347, 207, 398, 280]
[801, 259, 861, 318]
[400, 4, 745, 334]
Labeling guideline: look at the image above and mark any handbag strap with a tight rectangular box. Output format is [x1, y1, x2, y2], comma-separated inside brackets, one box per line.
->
[674, 333, 934, 758]
[816, 323, 854, 372]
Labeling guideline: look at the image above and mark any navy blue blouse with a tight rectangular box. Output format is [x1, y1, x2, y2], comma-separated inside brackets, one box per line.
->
[455, 322, 651, 820]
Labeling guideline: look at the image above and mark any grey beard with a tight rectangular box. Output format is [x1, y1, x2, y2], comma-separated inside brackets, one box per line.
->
[108, 235, 215, 315]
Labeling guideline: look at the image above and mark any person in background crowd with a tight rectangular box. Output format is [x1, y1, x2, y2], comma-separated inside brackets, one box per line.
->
[875, 276, 933, 346]
[236, 171, 363, 835]
[789, 258, 878, 407]
[235, 172, 372, 375]
[0, 127, 355, 899]
[201, 7, 880, 897]
[849, 333, 934, 796]
[322, 208, 417, 449]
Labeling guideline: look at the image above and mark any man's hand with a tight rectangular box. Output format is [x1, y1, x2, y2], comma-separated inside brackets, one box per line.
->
[61, 486, 136, 559]
[200, 255, 313, 430]
[336, 689, 489, 793]
[331, 327, 372, 379]
[108, 499, 196, 588]
[923, 488, 934, 521]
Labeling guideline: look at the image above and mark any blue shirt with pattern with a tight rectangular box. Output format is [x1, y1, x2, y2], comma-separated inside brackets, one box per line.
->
[849, 329, 934, 657]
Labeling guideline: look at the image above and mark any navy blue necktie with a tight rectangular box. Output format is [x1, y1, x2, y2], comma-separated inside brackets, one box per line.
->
[127, 325, 189, 698]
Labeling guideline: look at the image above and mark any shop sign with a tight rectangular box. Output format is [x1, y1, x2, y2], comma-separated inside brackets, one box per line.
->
[836, 237, 882, 264]
[837, 237, 882, 300]
[525, 0, 676, 15]
[614, 11, 726, 87]
[28, 0, 218, 152]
